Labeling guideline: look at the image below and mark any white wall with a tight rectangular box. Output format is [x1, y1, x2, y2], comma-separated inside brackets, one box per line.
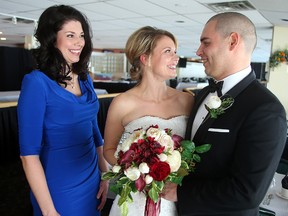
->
[267, 26, 288, 119]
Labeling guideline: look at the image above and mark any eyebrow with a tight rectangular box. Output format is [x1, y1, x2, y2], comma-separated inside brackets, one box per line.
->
[64, 31, 84, 34]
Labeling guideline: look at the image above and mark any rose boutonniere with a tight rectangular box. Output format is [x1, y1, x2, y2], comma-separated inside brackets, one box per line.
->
[205, 95, 234, 119]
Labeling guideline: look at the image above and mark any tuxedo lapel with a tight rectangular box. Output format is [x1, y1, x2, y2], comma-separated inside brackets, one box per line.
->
[185, 87, 210, 139]
[187, 71, 257, 141]
[226, 71, 256, 98]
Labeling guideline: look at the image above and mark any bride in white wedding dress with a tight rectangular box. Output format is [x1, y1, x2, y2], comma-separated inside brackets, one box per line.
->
[103, 26, 194, 216]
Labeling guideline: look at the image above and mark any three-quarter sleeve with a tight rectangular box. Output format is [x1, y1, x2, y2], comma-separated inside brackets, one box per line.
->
[18, 73, 47, 155]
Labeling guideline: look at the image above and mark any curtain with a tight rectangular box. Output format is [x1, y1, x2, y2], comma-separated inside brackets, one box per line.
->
[0, 46, 34, 91]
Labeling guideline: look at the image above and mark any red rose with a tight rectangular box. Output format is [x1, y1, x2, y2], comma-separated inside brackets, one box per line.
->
[149, 161, 171, 181]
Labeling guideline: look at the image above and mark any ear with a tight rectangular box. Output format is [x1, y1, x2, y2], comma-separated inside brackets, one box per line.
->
[229, 32, 239, 50]
[140, 54, 148, 65]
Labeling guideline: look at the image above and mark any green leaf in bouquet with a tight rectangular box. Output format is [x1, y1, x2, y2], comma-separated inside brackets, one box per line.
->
[169, 175, 184, 185]
[118, 176, 129, 184]
[177, 167, 190, 177]
[181, 149, 193, 161]
[120, 202, 128, 216]
[148, 186, 160, 203]
[180, 140, 195, 152]
[118, 183, 132, 206]
[110, 182, 122, 195]
[180, 160, 189, 170]
[130, 181, 138, 193]
[192, 153, 201, 162]
[153, 180, 164, 193]
[101, 171, 120, 180]
[195, 144, 211, 153]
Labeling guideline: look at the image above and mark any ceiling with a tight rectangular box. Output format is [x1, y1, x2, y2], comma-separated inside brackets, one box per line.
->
[0, 0, 288, 62]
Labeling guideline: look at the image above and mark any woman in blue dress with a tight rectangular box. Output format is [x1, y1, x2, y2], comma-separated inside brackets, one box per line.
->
[17, 5, 109, 216]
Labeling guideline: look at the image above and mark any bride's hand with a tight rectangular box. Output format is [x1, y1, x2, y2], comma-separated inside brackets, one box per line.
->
[162, 182, 178, 202]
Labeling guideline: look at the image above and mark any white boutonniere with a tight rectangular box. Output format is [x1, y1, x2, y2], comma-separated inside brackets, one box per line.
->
[205, 95, 234, 119]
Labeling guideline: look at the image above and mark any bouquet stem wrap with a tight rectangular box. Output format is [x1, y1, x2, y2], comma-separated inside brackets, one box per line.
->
[145, 196, 161, 216]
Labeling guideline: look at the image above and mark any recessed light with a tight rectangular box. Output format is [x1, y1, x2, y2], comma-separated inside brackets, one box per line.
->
[176, 20, 185, 23]
[1, 37, 7, 41]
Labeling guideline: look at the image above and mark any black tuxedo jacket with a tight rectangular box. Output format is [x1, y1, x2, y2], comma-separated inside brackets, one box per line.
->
[177, 71, 287, 216]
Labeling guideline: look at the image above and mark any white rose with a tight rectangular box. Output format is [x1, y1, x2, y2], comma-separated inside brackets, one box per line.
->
[139, 162, 149, 174]
[124, 167, 141, 181]
[133, 129, 145, 140]
[145, 175, 153, 184]
[158, 153, 168, 162]
[120, 129, 145, 152]
[146, 127, 162, 140]
[158, 134, 174, 153]
[112, 165, 121, 173]
[166, 151, 181, 172]
[121, 135, 135, 152]
[206, 96, 221, 109]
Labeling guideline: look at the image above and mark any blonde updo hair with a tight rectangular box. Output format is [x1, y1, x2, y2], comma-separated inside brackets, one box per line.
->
[125, 26, 177, 82]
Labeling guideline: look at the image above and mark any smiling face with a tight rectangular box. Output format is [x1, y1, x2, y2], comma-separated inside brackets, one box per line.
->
[56, 20, 85, 65]
[196, 20, 230, 80]
[148, 36, 179, 80]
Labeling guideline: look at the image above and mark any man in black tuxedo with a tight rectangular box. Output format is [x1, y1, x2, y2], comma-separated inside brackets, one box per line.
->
[163, 12, 287, 215]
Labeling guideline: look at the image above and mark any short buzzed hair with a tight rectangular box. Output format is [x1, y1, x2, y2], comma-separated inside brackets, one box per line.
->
[207, 12, 257, 53]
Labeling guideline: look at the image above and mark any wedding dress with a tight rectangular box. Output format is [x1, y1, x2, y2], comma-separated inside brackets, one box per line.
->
[108, 115, 188, 216]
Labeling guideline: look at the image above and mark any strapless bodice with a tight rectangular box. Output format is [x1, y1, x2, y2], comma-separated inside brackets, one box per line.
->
[121, 115, 188, 142]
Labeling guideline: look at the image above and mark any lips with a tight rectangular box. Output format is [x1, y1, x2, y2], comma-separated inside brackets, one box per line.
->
[69, 49, 81, 55]
[168, 65, 176, 69]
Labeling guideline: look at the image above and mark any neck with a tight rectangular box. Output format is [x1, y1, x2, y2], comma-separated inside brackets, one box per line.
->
[138, 81, 169, 103]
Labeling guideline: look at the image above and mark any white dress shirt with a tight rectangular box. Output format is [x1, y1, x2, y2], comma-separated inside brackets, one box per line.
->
[191, 66, 252, 139]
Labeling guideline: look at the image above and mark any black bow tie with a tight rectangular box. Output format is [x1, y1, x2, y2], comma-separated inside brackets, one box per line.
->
[208, 78, 224, 97]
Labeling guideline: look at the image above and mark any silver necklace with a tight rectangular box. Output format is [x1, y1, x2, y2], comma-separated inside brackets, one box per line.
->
[70, 73, 75, 89]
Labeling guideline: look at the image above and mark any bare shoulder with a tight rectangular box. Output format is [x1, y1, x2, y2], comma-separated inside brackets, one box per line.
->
[108, 89, 137, 113]
[170, 87, 194, 105]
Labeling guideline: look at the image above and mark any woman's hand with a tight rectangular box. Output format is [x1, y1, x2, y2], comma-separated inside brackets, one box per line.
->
[96, 179, 109, 210]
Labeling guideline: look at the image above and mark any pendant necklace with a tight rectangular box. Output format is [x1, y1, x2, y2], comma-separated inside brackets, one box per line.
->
[70, 73, 75, 89]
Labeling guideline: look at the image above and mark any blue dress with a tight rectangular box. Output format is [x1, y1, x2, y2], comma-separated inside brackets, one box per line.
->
[18, 70, 103, 216]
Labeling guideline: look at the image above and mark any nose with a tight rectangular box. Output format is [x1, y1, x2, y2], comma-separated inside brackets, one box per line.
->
[174, 54, 180, 64]
[196, 46, 202, 57]
[75, 37, 85, 46]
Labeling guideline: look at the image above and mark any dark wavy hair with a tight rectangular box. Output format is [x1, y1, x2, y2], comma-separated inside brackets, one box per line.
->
[32, 5, 93, 86]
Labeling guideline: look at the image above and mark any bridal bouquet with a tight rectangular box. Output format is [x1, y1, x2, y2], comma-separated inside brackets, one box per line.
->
[102, 125, 211, 216]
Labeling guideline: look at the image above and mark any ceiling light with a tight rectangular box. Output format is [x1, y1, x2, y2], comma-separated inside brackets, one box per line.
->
[203, 0, 255, 12]
[1, 37, 7, 41]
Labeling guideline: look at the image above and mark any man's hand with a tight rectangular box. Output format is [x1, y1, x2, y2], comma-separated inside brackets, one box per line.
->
[162, 182, 178, 202]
